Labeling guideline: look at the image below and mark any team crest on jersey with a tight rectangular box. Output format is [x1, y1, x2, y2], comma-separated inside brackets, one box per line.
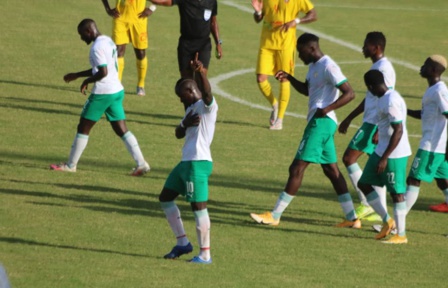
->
[204, 9, 212, 21]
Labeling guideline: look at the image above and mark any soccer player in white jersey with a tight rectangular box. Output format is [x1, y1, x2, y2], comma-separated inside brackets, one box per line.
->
[338, 32, 395, 222]
[358, 70, 411, 244]
[403, 55, 448, 214]
[250, 33, 361, 229]
[159, 54, 217, 264]
[50, 19, 150, 176]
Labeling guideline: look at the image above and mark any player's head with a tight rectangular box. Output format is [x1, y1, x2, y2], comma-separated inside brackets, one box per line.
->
[77, 19, 100, 45]
[296, 33, 320, 65]
[362, 32, 386, 59]
[420, 55, 447, 79]
[364, 70, 387, 97]
[175, 78, 201, 106]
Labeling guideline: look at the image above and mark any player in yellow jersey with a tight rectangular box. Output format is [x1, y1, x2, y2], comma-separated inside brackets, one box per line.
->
[251, 0, 316, 130]
[101, 0, 155, 96]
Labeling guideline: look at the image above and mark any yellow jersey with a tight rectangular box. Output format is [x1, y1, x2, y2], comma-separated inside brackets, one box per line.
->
[260, 0, 314, 50]
[116, 0, 147, 22]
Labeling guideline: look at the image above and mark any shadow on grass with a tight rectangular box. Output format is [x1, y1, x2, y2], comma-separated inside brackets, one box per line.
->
[1, 95, 181, 121]
[0, 79, 78, 93]
[0, 236, 150, 258]
[0, 154, 173, 177]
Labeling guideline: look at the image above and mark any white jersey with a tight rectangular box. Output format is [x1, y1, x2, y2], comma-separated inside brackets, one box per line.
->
[89, 35, 123, 95]
[375, 90, 411, 158]
[363, 57, 396, 124]
[419, 81, 448, 153]
[181, 98, 218, 161]
[306, 55, 347, 123]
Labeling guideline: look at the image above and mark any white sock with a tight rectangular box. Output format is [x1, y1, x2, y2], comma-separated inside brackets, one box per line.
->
[405, 185, 420, 214]
[394, 202, 407, 236]
[337, 193, 356, 220]
[161, 201, 189, 246]
[347, 163, 368, 206]
[373, 185, 387, 212]
[443, 188, 448, 204]
[194, 209, 211, 261]
[272, 192, 294, 220]
[122, 131, 145, 166]
[366, 191, 390, 221]
[67, 133, 88, 168]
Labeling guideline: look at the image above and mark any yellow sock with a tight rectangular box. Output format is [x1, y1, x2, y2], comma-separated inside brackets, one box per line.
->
[117, 57, 125, 81]
[136, 57, 147, 88]
[258, 80, 277, 106]
[278, 81, 290, 119]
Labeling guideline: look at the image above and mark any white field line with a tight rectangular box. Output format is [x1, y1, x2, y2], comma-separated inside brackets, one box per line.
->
[212, 1, 427, 137]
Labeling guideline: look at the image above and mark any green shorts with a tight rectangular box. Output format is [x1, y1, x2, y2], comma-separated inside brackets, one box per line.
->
[81, 90, 126, 122]
[348, 122, 377, 155]
[164, 161, 213, 203]
[359, 153, 408, 194]
[408, 149, 448, 182]
[295, 116, 337, 164]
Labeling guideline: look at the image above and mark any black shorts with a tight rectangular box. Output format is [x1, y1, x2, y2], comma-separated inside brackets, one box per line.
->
[177, 37, 211, 72]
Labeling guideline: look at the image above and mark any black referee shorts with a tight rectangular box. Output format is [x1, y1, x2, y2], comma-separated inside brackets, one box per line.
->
[177, 37, 212, 72]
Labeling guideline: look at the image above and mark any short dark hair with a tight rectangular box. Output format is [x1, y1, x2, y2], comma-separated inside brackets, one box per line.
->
[365, 31, 386, 50]
[78, 18, 95, 30]
[364, 70, 385, 86]
[297, 33, 319, 46]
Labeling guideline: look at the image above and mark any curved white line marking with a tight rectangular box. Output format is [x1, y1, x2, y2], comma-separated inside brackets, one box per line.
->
[210, 66, 421, 138]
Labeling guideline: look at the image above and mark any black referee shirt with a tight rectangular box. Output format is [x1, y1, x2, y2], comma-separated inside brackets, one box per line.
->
[172, 0, 218, 40]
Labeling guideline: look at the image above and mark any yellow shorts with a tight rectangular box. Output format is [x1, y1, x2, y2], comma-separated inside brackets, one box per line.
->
[112, 17, 148, 49]
[256, 47, 296, 76]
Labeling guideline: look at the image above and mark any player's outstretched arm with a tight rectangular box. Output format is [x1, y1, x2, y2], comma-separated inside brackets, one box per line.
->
[407, 109, 422, 119]
[63, 69, 93, 83]
[275, 70, 308, 96]
[338, 98, 365, 134]
[148, 0, 173, 6]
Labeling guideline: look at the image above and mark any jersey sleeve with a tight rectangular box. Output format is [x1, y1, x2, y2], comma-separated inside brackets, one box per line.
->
[212, 0, 217, 16]
[299, 0, 315, 14]
[388, 94, 405, 124]
[325, 64, 347, 87]
[437, 89, 448, 114]
[204, 97, 217, 113]
[92, 46, 107, 68]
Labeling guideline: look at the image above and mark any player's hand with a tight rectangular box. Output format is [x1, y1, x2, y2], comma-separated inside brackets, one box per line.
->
[63, 73, 78, 83]
[372, 130, 379, 144]
[338, 118, 351, 134]
[190, 52, 204, 73]
[314, 108, 327, 118]
[215, 45, 222, 59]
[106, 8, 120, 18]
[377, 157, 388, 174]
[183, 110, 200, 127]
[280, 20, 296, 32]
[251, 0, 263, 14]
[444, 141, 448, 161]
[80, 80, 89, 95]
[138, 8, 153, 18]
[274, 70, 289, 81]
